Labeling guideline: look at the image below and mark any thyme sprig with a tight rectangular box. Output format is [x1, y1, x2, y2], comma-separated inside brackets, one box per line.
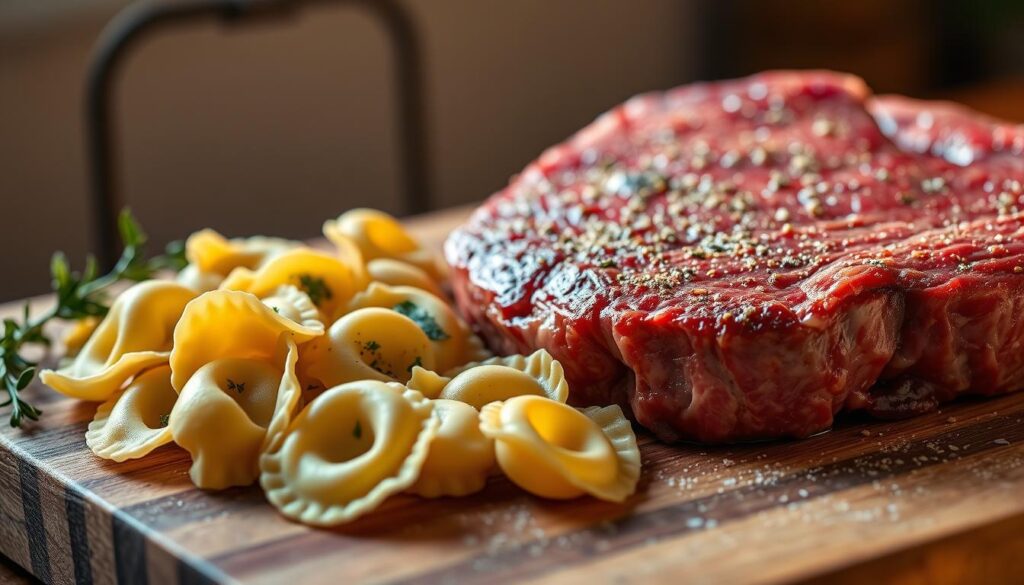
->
[0, 209, 186, 428]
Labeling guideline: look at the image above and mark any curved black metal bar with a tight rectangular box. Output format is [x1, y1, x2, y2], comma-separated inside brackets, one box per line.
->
[85, 0, 430, 267]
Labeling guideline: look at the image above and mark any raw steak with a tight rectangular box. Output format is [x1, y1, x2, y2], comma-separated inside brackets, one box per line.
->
[445, 71, 1024, 443]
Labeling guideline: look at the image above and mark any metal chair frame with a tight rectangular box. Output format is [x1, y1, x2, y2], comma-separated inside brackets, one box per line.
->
[85, 0, 430, 266]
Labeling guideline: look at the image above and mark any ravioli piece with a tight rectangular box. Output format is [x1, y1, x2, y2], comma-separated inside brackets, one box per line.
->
[85, 364, 176, 462]
[260, 381, 438, 526]
[176, 264, 223, 293]
[170, 337, 301, 489]
[439, 349, 568, 408]
[40, 281, 197, 401]
[321, 227, 370, 289]
[219, 248, 361, 322]
[186, 229, 297, 276]
[259, 285, 323, 333]
[324, 209, 445, 280]
[348, 283, 489, 372]
[181, 230, 298, 291]
[405, 366, 450, 399]
[408, 399, 494, 498]
[480, 396, 640, 502]
[367, 259, 444, 298]
[62, 316, 101, 357]
[170, 289, 323, 392]
[299, 307, 436, 388]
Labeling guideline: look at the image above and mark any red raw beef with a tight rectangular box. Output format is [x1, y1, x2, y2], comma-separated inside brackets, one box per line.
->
[445, 71, 1024, 443]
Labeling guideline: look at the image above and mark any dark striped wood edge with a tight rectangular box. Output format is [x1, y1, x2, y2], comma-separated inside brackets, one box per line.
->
[3, 384, 1024, 584]
[0, 391, 228, 585]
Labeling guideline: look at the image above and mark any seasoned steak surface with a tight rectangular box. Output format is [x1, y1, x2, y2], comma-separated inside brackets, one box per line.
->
[445, 71, 1024, 443]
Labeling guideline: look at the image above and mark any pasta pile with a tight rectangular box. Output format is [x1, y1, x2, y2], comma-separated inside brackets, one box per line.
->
[40, 209, 641, 526]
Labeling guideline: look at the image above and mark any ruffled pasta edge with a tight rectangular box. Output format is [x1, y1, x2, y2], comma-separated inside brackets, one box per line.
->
[479, 400, 640, 503]
[85, 379, 174, 462]
[577, 405, 641, 503]
[262, 286, 326, 338]
[445, 348, 568, 403]
[259, 388, 440, 527]
[40, 351, 170, 402]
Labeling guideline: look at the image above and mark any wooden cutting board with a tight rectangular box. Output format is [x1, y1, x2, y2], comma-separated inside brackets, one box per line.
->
[2, 206, 1024, 585]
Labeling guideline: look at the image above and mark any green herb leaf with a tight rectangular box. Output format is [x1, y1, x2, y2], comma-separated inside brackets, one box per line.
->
[393, 301, 450, 341]
[296, 274, 333, 307]
[2, 208, 188, 427]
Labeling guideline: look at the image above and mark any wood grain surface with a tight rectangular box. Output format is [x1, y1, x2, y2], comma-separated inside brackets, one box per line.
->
[2, 206, 1024, 585]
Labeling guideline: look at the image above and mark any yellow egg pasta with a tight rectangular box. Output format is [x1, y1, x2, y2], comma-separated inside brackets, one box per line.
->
[439, 349, 568, 408]
[408, 399, 494, 498]
[40, 281, 197, 401]
[321, 226, 370, 289]
[480, 396, 640, 502]
[366, 259, 444, 297]
[219, 248, 361, 322]
[85, 364, 176, 462]
[260, 381, 439, 526]
[405, 366, 450, 399]
[170, 336, 301, 489]
[299, 307, 436, 388]
[170, 289, 323, 392]
[186, 229, 297, 276]
[348, 283, 489, 372]
[62, 316, 101, 357]
[324, 209, 445, 280]
[259, 285, 323, 333]
[175, 264, 224, 293]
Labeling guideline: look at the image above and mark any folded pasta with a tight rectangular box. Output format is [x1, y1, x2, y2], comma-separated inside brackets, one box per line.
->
[180, 230, 298, 292]
[480, 396, 640, 502]
[260, 381, 439, 526]
[170, 335, 302, 489]
[324, 209, 446, 281]
[40, 281, 197, 401]
[439, 349, 569, 408]
[170, 289, 323, 392]
[348, 283, 489, 372]
[85, 364, 176, 462]
[299, 307, 436, 389]
[219, 248, 362, 322]
[408, 399, 494, 498]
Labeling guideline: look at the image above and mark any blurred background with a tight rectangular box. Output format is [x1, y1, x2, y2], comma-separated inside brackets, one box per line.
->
[1, 0, 1023, 302]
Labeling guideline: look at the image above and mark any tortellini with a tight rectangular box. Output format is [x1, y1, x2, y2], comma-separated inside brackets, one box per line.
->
[62, 316, 101, 357]
[179, 230, 298, 292]
[170, 289, 323, 392]
[219, 248, 362, 322]
[324, 209, 446, 281]
[171, 336, 302, 489]
[366, 259, 444, 298]
[480, 396, 640, 502]
[259, 285, 323, 333]
[187, 229, 297, 276]
[42, 207, 647, 529]
[405, 366, 450, 400]
[300, 307, 436, 389]
[408, 399, 494, 498]
[260, 381, 438, 526]
[85, 364, 177, 462]
[439, 349, 568, 408]
[348, 283, 489, 372]
[41, 281, 196, 401]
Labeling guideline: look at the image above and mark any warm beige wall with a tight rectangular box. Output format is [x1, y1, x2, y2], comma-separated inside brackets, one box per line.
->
[0, 0, 695, 301]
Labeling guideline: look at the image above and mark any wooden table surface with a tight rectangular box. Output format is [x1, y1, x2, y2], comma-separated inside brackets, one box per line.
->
[2, 206, 1024, 585]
